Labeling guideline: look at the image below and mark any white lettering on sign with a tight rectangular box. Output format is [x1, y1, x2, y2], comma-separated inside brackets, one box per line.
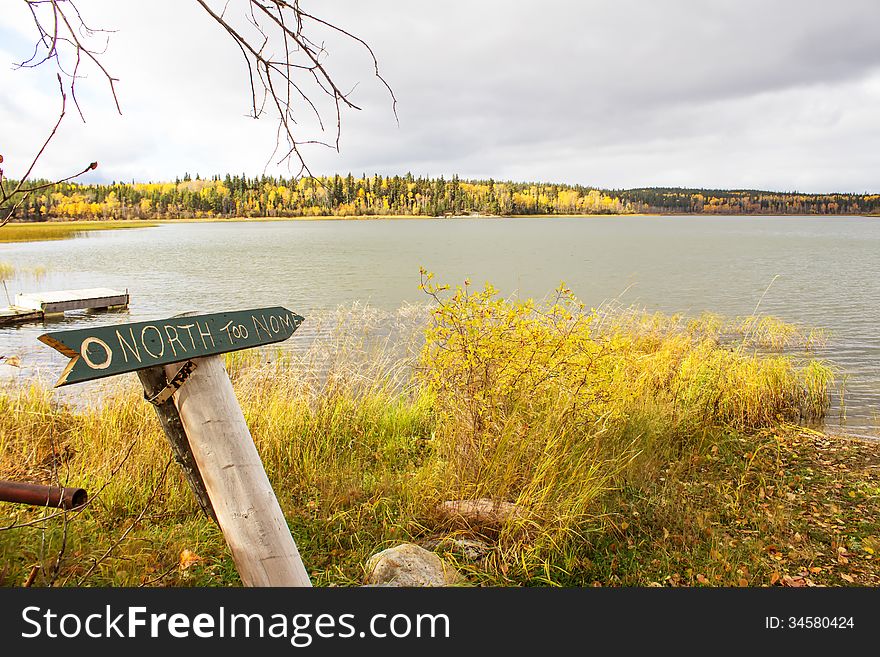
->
[220, 320, 250, 344]
[177, 324, 198, 351]
[116, 328, 142, 364]
[197, 321, 215, 349]
[40, 306, 303, 386]
[80, 337, 113, 370]
[48, 309, 300, 379]
[252, 314, 270, 339]
[163, 325, 187, 357]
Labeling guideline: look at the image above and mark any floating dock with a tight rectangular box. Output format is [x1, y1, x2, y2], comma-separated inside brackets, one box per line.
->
[1, 288, 129, 325]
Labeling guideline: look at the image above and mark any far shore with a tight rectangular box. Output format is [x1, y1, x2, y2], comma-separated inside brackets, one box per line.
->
[0, 220, 160, 244]
[2, 212, 877, 244]
[156, 211, 879, 222]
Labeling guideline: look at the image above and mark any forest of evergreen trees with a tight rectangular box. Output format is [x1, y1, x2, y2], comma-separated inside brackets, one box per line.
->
[6, 174, 880, 221]
[618, 187, 880, 215]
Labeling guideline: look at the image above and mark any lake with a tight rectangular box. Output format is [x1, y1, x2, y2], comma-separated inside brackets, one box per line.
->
[1, 215, 878, 437]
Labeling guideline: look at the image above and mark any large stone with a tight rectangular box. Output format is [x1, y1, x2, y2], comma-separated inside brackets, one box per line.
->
[365, 543, 464, 587]
[436, 499, 526, 527]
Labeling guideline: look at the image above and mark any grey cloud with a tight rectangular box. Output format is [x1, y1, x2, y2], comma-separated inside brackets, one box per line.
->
[1, 0, 879, 191]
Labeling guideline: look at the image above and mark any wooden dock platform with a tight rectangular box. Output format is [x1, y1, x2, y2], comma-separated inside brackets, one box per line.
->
[0, 307, 44, 325]
[1, 288, 129, 325]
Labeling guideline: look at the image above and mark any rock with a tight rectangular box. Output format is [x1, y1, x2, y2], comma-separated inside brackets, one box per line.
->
[365, 543, 465, 587]
[437, 499, 526, 527]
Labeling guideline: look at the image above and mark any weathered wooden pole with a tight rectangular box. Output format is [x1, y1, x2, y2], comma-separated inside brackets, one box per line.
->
[137, 365, 217, 523]
[165, 354, 311, 587]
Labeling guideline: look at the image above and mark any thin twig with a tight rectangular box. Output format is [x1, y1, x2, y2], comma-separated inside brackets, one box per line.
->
[193, 0, 395, 175]
[1, 75, 97, 226]
[76, 457, 173, 585]
[46, 429, 69, 586]
[139, 563, 178, 588]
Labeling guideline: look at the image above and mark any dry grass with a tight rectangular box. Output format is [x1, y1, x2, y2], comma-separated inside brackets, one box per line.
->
[0, 293, 868, 588]
[0, 221, 158, 243]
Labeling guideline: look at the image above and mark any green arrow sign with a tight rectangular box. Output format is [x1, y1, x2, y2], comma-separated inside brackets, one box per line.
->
[39, 307, 305, 386]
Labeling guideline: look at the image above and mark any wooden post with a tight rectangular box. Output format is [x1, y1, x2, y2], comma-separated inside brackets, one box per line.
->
[165, 354, 311, 587]
[137, 366, 217, 523]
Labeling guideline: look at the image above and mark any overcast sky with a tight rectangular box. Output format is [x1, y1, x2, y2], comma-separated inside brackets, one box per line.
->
[1, 0, 879, 192]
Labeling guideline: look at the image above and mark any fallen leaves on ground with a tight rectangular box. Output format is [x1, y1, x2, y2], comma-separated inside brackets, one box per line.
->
[179, 549, 202, 571]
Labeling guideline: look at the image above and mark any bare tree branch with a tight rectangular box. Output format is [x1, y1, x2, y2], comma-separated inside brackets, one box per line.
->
[0, 73, 98, 226]
[1, 0, 112, 226]
[18, 0, 121, 116]
[194, 0, 397, 175]
[3, 0, 394, 225]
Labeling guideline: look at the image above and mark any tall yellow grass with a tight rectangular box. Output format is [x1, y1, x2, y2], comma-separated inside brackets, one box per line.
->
[416, 276, 832, 577]
[0, 288, 834, 586]
[0, 221, 158, 243]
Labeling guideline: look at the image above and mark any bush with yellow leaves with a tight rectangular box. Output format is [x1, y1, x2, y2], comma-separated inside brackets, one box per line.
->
[416, 271, 833, 570]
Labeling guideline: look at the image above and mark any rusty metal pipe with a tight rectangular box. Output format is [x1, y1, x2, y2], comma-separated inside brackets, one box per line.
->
[0, 480, 87, 509]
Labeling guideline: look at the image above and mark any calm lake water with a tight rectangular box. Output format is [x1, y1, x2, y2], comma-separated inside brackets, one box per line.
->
[1, 215, 878, 437]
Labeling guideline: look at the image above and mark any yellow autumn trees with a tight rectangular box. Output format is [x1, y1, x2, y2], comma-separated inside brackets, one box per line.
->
[8, 174, 877, 221]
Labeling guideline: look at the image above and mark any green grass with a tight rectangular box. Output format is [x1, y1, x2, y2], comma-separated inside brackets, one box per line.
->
[0, 296, 876, 587]
[0, 220, 158, 243]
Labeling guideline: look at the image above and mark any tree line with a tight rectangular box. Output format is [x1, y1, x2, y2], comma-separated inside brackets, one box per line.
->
[617, 187, 880, 215]
[6, 174, 879, 221]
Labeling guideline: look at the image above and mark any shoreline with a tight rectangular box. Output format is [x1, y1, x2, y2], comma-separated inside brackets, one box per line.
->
[2, 211, 876, 241]
[13, 211, 880, 223]
[152, 211, 880, 222]
[0, 220, 160, 244]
